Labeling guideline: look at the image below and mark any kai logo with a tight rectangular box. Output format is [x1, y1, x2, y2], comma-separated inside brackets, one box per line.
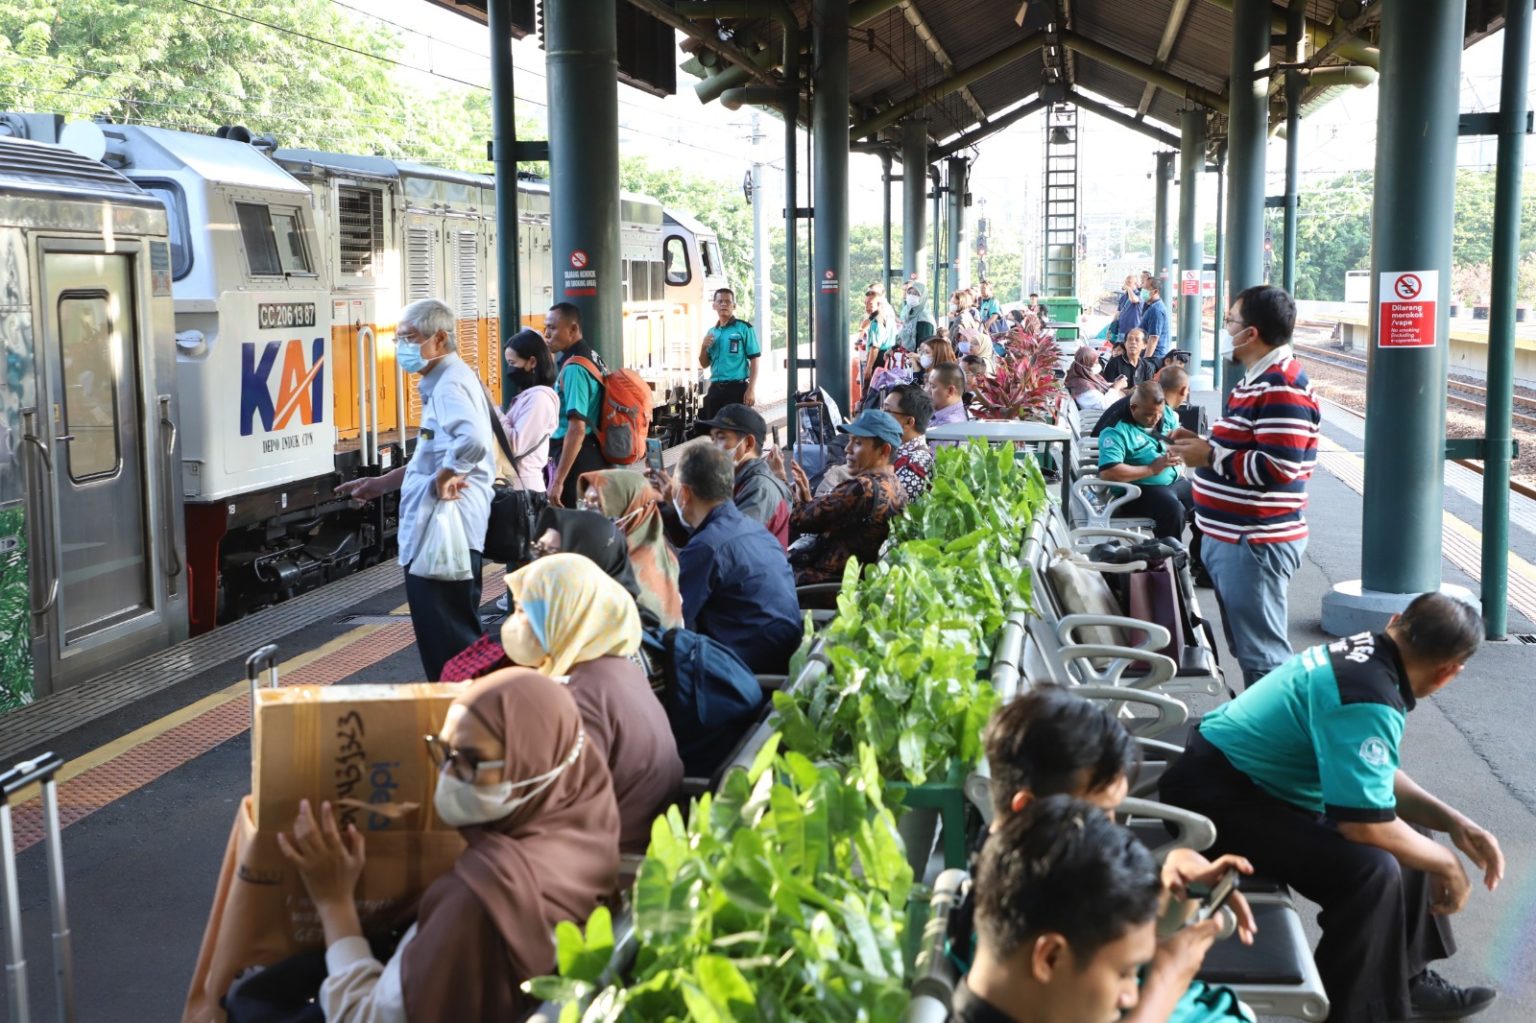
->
[241, 338, 326, 437]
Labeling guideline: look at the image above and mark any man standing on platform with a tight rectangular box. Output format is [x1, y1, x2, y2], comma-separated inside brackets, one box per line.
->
[1139, 281, 1171, 361]
[698, 288, 760, 423]
[1171, 285, 1320, 689]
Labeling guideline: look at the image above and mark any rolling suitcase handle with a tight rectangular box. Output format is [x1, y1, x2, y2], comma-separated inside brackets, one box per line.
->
[0, 752, 74, 1023]
[245, 644, 280, 721]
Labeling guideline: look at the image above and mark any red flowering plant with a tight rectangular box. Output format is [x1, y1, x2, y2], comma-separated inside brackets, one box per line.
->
[972, 327, 1063, 422]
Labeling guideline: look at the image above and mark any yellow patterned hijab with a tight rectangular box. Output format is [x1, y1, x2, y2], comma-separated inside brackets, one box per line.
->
[501, 553, 642, 677]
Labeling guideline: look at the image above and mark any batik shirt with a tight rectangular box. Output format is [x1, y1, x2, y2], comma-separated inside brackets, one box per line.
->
[789, 469, 907, 585]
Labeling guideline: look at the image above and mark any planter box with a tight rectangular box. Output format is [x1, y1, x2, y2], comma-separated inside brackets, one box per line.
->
[889, 761, 975, 876]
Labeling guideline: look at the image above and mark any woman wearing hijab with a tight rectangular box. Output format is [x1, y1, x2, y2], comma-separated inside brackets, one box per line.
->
[525, 506, 655, 625]
[576, 469, 685, 630]
[278, 671, 619, 1023]
[898, 280, 936, 350]
[502, 553, 683, 854]
[1064, 345, 1126, 412]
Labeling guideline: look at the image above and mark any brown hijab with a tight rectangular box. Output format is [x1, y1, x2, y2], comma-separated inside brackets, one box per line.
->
[1064, 345, 1112, 399]
[578, 468, 685, 629]
[401, 670, 620, 1021]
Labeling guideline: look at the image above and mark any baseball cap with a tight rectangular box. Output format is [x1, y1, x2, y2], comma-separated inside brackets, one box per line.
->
[837, 409, 903, 450]
[694, 403, 767, 447]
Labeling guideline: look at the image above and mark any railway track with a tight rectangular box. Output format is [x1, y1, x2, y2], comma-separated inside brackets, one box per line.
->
[1294, 338, 1536, 501]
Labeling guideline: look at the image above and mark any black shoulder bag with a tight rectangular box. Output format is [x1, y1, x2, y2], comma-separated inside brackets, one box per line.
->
[481, 392, 549, 566]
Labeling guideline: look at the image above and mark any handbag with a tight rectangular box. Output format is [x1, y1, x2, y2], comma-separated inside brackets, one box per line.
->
[481, 392, 549, 566]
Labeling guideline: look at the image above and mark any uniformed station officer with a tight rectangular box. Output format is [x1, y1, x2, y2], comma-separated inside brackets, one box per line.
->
[1161, 593, 1503, 1022]
[698, 287, 759, 428]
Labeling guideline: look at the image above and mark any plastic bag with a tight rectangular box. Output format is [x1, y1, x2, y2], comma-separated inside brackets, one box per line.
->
[410, 499, 473, 581]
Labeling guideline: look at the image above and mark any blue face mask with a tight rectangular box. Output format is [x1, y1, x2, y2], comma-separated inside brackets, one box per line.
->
[398, 340, 436, 374]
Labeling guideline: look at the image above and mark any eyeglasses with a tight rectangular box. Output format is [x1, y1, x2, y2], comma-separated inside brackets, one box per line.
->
[424, 734, 505, 782]
[530, 539, 560, 559]
[1223, 315, 1247, 330]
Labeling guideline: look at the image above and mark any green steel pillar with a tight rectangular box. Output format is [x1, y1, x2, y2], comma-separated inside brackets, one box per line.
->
[902, 119, 929, 281]
[545, 0, 621, 366]
[1281, 0, 1304, 294]
[1153, 151, 1174, 304]
[488, 0, 521, 406]
[1210, 144, 1226, 393]
[812, 0, 851, 415]
[1225, 0, 1269, 296]
[1178, 109, 1205, 369]
[881, 149, 895, 293]
[946, 156, 967, 296]
[930, 166, 943, 310]
[1322, 0, 1472, 633]
[1481, 0, 1531, 638]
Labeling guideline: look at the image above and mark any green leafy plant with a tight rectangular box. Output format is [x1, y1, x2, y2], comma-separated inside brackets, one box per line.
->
[526, 738, 914, 1022]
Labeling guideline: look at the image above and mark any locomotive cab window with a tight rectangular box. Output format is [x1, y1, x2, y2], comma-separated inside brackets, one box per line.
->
[57, 292, 123, 482]
[701, 240, 721, 278]
[663, 235, 691, 287]
[236, 201, 313, 277]
[140, 180, 192, 280]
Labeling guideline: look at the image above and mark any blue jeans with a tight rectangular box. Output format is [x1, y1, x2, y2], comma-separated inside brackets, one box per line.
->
[1201, 535, 1305, 689]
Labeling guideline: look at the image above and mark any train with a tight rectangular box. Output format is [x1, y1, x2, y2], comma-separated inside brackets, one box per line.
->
[0, 113, 740, 709]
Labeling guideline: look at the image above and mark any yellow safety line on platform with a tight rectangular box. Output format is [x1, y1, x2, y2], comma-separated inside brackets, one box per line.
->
[1314, 434, 1536, 622]
[7, 619, 397, 808]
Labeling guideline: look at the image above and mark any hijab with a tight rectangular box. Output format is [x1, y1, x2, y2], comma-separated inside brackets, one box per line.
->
[577, 469, 685, 629]
[535, 507, 643, 600]
[400, 670, 619, 1021]
[1064, 345, 1112, 399]
[502, 553, 643, 677]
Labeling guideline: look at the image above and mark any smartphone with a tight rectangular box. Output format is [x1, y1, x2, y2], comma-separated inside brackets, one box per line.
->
[1193, 869, 1239, 924]
[644, 438, 665, 474]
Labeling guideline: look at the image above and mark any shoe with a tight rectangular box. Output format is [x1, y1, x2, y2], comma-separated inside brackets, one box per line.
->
[1192, 568, 1214, 588]
[493, 593, 510, 614]
[1400, 969, 1496, 1020]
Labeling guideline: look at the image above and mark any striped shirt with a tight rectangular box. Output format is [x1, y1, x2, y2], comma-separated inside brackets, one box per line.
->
[1192, 350, 1321, 544]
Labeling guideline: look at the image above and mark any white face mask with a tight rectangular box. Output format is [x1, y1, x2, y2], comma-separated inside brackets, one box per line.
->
[433, 730, 585, 828]
[957, 341, 974, 356]
[672, 494, 693, 531]
[905, 293, 920, 309]
[919, 354, 934, 369]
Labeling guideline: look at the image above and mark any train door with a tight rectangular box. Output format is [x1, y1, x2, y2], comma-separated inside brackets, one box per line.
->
[34, 251, 158, 676]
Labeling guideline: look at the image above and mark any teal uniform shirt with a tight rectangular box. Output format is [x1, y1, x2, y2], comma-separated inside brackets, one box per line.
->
[1200, 632, 1412, 822]
[552, 347, 603, 441]
[706, 318, 760, 382]
[1097, 406, 1179, 486]
[866, 314, 895, 352]
[978, 297, 1001, 322]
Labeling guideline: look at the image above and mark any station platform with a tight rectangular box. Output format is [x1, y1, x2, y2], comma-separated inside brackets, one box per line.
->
[4, 397, 1536, 1021]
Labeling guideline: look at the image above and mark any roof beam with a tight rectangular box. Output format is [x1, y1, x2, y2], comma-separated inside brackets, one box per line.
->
[933, 95, 1049, 160]
[898, 1, 989, 127]
[849, 0, 906, 27]
[1060, 30, 1227, 114]
[1202, 0, 1380, 70]
[1067, 90, 1182, 149]
[849, 32, 1046, 141]
[1134, 0, 1194, 118]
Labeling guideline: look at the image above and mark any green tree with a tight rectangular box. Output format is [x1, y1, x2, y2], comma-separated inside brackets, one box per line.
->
[981, 250, 1024, 303]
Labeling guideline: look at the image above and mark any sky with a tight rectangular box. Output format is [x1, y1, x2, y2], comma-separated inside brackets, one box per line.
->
[352, 1, 1531, 258]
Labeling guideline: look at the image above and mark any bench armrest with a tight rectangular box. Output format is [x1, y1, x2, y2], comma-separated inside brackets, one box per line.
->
[1057, 614, 1171, 650]
[1069, 685, 1189, 740]
[1119, 796, 1217, 856]
[1058, 643, 1178, 690]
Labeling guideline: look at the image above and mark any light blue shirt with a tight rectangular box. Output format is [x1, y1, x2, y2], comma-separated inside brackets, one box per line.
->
[397, 354, 497, 566]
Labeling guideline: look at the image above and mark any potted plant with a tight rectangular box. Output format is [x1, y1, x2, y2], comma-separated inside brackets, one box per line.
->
[973, 328, 1063, 422]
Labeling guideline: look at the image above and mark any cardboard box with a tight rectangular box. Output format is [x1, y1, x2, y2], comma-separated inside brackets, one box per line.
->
[252, 683, 465, 833]
[183, 796, 465, 1023]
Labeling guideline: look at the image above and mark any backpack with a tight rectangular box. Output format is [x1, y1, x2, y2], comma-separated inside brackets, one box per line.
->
[641, 626, 766, 777]
[568, 355, 651, 465]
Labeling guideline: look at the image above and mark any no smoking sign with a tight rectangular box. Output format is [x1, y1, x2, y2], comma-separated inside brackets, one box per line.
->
[1378, 270, 1437, 349]
[569, 249, 589, 269]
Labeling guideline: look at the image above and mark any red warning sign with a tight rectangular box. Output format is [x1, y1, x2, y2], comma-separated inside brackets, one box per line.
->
[1378, 270, 1437, 349]
[569, 250, 588, 269]
[1181, 269, 1200, 297]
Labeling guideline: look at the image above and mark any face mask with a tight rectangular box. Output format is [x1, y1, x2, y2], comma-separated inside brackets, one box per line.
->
[433, 731, 585, 828]
[672, 495, 693, 532]
[1221, 325, 1254, 359]
[502, 611, 546, 667]
[508, 367, 535, 392]
[957, 341, 974, 356]
[715, 437, 745, 465]
[905, 294, 920, 309]
[919, 354, 934, 369]
[398, 340, 439, 375]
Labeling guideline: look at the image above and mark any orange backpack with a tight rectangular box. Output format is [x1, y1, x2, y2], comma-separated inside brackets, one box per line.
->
[568, 355, 652, 465]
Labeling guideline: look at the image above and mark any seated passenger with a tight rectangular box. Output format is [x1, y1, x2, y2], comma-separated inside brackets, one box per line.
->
[1064, 344, 1126, 412]
[959, 354, 987, 405]
[1103, 328, 1158, 389]
[925, 362, 971, 446]
[1161, 594, 1503, 1022]
[577, 468, 685, 629]
[915, 336, 958, 388]
[502, 553, 684, 853]
[882, 383, 936, 502]
[279, 670, 619, 1021]
[981, 687, 1258, 1023]
[1097, 381, 1193, 542]
[956, 796, 1163, 1023]
[658, 403, 790, 549]
[532, 507, 659, 627]
[773, 409, 907, 586]
[670, 441, 803, 674]
[1094, 363, 1190, 436]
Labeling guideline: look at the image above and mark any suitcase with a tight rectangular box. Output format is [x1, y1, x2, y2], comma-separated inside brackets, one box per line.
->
[1, 750, 76, 1023]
